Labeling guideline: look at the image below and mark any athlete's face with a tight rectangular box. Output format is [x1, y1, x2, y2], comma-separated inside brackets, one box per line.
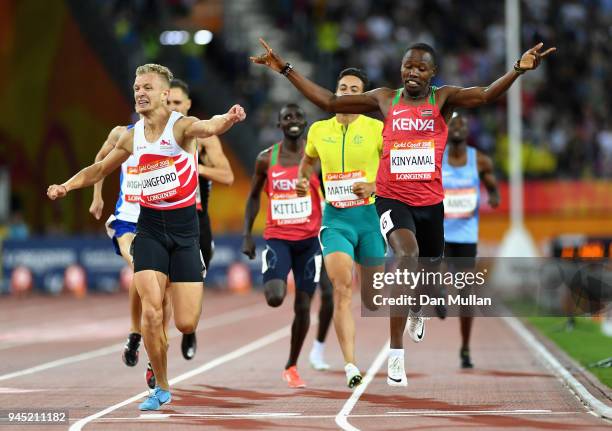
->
[133, 73, 169, 114]
[336, 75, 365, 96]
[401, 49, 436, 96]
[167, 87, 192, 116]
[277, 106, 307, 139]
[448, 115, 468, 143]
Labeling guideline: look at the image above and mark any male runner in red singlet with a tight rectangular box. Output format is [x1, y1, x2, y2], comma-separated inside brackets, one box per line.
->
[47, 63, 245, 410]
[251, 39, 554, 386]
[242, 103, 333, 387]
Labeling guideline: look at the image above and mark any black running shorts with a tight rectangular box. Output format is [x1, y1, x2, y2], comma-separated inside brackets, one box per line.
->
[197, 210, 214, 270]
[133, 205, 205, 282]
[375, 196, 444, 258]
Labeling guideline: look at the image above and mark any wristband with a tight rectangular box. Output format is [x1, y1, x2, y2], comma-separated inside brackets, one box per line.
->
[280, 62, 293, 76]
[513, 60, 526, 75]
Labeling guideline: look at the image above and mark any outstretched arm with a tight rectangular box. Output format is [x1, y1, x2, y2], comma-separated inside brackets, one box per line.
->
[48, 130, 133, 200]
[198, 136, 234, 185]
[443, 42, 556, 110]
[89, 126, 126, 219]
[477, 152, 500, 208]
[184, 105, 246, 139]
[251, 38, 383, 114]
[241, 152, 269, 259]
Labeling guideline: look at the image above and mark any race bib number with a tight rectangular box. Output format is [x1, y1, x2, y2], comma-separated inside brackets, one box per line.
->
[125, 166, 142, 202]
[139, 158, 180, 202]
[444, 187, 478, 218]
[270, 193, 312, 225]
[324, 170, 369, 208]
[390, 140, 435, 181]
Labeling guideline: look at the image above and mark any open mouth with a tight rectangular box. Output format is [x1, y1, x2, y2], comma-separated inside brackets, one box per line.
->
[406, 79, 419, 88]
[137, 99, 149, 108]
[289, 126, 300, 133]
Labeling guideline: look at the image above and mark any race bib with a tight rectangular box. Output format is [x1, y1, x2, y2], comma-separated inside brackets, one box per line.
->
[390, 140, 435, 181]
[124, 166, 142, 202]
[324, 170, 369, 208]
[270, 193, 312, 225]
[444, 187, 478, 218]
[139, 158, 180, 202]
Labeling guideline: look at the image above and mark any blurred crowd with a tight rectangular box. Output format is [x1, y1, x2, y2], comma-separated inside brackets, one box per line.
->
[97, 0, 612, 179]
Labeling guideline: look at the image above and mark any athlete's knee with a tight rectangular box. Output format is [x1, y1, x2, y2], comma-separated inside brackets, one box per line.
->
[141, 305, 163, 329]
[394, 245, 419, 259]
[328, 269, 352, 292]
[264, 280, 286, 307]
[294, 292, 312, 315]
[175, 321, 196, 334]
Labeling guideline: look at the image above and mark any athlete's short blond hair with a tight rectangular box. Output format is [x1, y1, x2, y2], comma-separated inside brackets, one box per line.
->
[135, 64, 173, 87]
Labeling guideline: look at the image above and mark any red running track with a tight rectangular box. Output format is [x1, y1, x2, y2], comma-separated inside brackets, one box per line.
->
[0, 291, 610, 431]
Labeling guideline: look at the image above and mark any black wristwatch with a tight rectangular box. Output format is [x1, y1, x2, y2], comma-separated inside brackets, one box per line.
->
[513, 60, 526, 75]
[280, 62, 293, 76]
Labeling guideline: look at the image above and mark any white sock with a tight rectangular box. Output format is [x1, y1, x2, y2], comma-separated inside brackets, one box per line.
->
[389, 348, 404, 359]
[311, 340, 325, 355]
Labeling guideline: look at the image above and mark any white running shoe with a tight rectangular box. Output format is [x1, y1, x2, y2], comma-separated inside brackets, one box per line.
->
[387, 356, 408, 386]
[344, 363, 362, 388]
[407, 314, 426, 343]
[309, 348, 331, 371]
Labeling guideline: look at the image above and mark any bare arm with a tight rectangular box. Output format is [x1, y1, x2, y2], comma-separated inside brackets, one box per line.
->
[477, 151, 500, 208]
[241, 152, 269, 259]
[251, 38, 385, 114]
[296, 154, 318, 197]
[198, 136, 234, 185]
[90, 126, 126, 219]
[443, 42, 556, 111]
[48, 131, 133, 200]
[184, 104, 246, 140]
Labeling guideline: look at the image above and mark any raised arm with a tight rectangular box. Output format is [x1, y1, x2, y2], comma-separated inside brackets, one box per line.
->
[47, 130, 133, 200]
[89, 126, 126, 219]
[477, 151, 500, 208]
[442, 42, 556, 111]
[251, 38, 383, 114]
[184, 105, 246, 139]
[241, 152, 269, 259]
[198, 136, 234, 185]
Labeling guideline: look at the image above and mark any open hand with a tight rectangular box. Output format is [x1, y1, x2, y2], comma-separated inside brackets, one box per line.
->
[249, 38, 286, 73]
[47, 184, 67, 200]
[519, 42, 556, 70]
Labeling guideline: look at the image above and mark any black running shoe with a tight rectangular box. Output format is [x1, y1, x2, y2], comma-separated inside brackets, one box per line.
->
[145, 362, 156, 390]
[122, 333, 141, 367]
[181, 333, 197, 360]
[460, 348, 474, 369]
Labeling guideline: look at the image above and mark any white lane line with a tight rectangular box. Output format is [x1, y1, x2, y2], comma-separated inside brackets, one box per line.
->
[0, 303, 268, 382]
[87, 410, 573, 423]
[69, 322, 293, 431]
[335, 341, 389, 431]
[503, 316, 612, 420]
